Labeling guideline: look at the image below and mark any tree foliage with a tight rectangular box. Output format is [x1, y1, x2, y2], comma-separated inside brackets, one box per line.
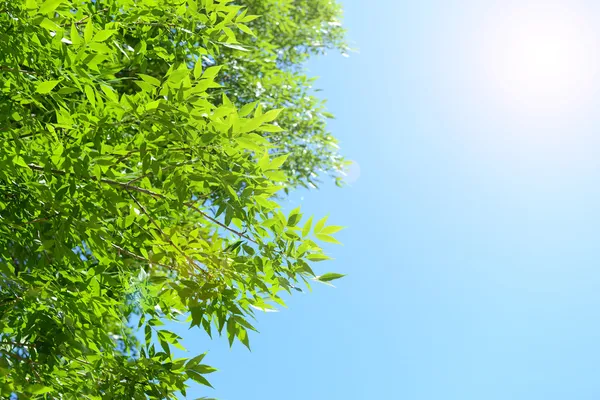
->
[0, 0, 347, 397]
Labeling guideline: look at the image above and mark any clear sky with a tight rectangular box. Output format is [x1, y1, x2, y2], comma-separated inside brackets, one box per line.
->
[178, 0, 600, 398]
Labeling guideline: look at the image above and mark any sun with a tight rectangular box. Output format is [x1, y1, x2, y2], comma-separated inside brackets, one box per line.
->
[479, 3, 599, 113]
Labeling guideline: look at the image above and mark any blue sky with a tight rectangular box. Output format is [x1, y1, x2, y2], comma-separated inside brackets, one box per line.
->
[179, 1, 600, 398]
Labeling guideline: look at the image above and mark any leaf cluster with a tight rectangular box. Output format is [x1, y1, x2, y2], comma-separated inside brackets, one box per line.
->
[0, 0, 346, 397]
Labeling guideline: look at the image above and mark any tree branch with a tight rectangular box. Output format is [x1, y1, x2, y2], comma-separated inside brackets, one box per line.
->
[184, 202, 257, 244]
[27, 163, 257, 244]
[126, 192, 196, 268]
[111, 244, 174, 271]
[0, 65, 38, 75]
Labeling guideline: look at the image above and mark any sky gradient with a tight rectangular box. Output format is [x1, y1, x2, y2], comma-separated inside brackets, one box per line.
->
[180, 1, 600, 398]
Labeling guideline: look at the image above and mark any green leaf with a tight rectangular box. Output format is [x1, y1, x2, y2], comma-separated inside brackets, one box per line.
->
[306, 253, 332, 262]
[13, 156, 28, 168]
[258, 151, 270, 171]
[193, 61, 203, 79]
[190, 364, 217, 374]
[239, 101, 257, 117]
[315, 234, 341, 245]
[302, 216, 313, 237]
[38, 0, 64, 14]
[314, 215, 329, 234]
[268, 154, 288, 170]
[84, 85, 96, 106]
[40, 18, 62, 32]
[287, 207, 302, 227]
[261, 109, 283, 123]
[186, 352, 208, 368]
[93, 30, 116, 42]
[202, 65, 222, 79]
[237, 23, 255, 36]
[138, 74, 161, 87]
[221, 42, 249, 52]
[315, 273, 346, 283]
[70, 23, 81, 46]
[257, 124, 284, 132]
[321, 225, 344, 235]
[84, 20, 93, 42]
[36, 80, 60, 94]
[187, 371, 214, 388]
[28, 384, 53, 395]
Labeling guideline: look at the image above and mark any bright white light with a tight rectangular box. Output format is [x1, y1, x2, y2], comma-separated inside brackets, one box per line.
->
[479, 3, 599, 113]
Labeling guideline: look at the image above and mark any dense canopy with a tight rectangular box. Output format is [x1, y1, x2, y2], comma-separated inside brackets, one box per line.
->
[0, 0, 347, 397]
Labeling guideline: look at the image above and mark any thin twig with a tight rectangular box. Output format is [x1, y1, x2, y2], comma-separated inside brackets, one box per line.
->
[184, 202, 257, 244]
[0, 350, 28, 362]
[75, 8, 109, 25]
[27, 163, 257, 243]
[7, 133, 36, 141]
[111, 243, 174, 271]
[127, 192, 197, 268]
[23, 213, 60, 226]
[0, 66, 37, 75]
[28, 163, 166, 198]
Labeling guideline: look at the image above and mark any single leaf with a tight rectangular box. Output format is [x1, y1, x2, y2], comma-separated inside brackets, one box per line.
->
[257, 124, 284, 132]
[39, 0, 64, 14]
[261, 109, 282, 123]
[189, 364, 217, 374]
[193, 61, 203, 79]
[187, 371, 214, 388]
[202, 65, 222, 79]
[186, 352, 207, 368]
[84, 85, 96, 106]
[321, 225, 344, 235]
[93, 30, 116, 42]
[237, 23, 255, 36]
[28, 385, 53, 395]
[221, 42, 249, 52]
[36, 80, 60, 94]
[315, 233, 342, 245]
[316, 273, 346, 282]
[302, 216, 313, 237]
[84, 20, 93, 42]
[39, 18, 61, 31]
[268, 154, 288, 170]
[306, 253, 332, 262]
[138, 74, 161, 87]
[70, 23, 81, 46]
[314, 215, 328, 234]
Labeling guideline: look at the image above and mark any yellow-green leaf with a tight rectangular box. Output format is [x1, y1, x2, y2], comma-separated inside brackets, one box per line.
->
[302, 216, 313, 237]
[261, 109, 282, 123]
[84, 20, 93, 42]
[268, 154, 288, 170]
[314, 215, 328, 234]
[28, 385, 53, 395]
[138, 74, 161, 87]
[315, 233, 341, 245]
[84, 85, 96, 106]
[257, 124, 284, 133]
[202, 65, 222, 79]
[70, 23, 81, 46]
[39, 0, 64, 14]
[193, 61, 203, 79]
[321, 225, 344, 235]
[237, 23, 255, 36]
[93, 30, 116, 42]
[36, 80, 60, 94]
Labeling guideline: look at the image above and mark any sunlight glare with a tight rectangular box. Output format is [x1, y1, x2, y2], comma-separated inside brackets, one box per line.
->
[479, 4, 599, 113]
